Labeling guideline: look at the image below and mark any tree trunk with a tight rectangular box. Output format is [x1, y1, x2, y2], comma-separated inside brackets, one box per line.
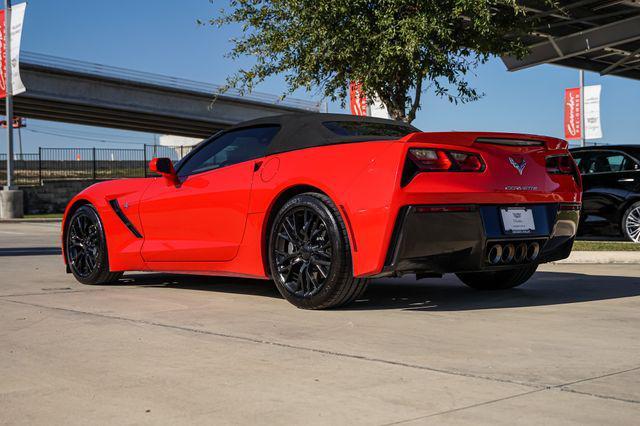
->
[380, 93, 408, 122]
[388, 107, 407, 122]
[381, 98, 407, 122]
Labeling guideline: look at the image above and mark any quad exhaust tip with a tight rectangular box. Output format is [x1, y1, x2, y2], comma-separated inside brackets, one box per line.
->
[487, 244, 503, 265]
[514, 243, 528, 263]
[487, 242, 541, 265]
[501, 244, 515, 264]
[527, 242, 540, 261]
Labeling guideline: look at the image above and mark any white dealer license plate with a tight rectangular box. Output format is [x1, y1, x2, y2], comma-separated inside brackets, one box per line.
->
[500, 208, 535, 234]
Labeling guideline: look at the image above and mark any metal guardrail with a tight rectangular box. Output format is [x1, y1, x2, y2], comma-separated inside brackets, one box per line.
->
[0, 145, 196, 186]
[21, 51, 323, 112]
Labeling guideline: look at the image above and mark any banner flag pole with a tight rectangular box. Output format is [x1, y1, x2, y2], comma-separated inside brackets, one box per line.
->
[4, 0, 13, 189]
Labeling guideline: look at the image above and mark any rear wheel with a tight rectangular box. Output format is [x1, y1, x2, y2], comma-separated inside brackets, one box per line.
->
[66, 205, 122, 285]
[268, 193, 368, 309]
[456, 264, 538, 290]
[622, 202, 640, 243]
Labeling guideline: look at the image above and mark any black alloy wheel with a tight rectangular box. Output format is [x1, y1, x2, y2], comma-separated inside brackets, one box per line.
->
[268, 193, 369, 309]
[68, 210, 100, 278]
[66, 205, 122, 285]
[273, 205, 333, 298]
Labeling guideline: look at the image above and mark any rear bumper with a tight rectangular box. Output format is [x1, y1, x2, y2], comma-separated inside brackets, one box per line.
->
[377, 203, 579, 277]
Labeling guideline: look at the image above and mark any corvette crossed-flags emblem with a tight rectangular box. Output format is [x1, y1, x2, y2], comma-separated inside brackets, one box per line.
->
[509, 157, 527, 175]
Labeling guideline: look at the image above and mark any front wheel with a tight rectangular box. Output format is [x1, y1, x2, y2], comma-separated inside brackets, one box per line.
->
[622, 201, 640, 243]
[268, 193, 368, 309]
[456, 264, 538, 290]
[66, 205, 122, 285]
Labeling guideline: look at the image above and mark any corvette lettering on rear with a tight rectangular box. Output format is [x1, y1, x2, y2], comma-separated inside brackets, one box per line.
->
[504, 185, 538, 191]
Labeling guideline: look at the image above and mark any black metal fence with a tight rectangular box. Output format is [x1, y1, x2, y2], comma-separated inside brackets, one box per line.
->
[0, 144, 196, 186]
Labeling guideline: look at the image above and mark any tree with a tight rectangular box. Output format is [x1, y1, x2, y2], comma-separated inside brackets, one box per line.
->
[207, 0, 539, 123]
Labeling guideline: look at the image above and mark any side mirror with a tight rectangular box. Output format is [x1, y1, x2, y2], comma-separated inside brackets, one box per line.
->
[149, 158, 178, 185]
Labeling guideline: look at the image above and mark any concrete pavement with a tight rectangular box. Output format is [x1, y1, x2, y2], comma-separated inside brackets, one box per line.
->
[1, 222, 639, 424]
[555, 250, 640, 264]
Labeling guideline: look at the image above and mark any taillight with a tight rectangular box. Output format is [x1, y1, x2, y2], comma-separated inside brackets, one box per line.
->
[408, 149, 452, 171]
[546, 155, 582, 188]
[408, 148, 485, 172]
[546, 155, 574, 174]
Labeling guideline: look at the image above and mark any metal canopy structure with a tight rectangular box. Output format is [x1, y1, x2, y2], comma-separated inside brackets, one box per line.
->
[502, 0, 640, 80]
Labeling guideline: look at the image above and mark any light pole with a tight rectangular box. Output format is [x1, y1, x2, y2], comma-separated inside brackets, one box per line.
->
[4, 0, 13, 188]
[0, 0, 23, 218]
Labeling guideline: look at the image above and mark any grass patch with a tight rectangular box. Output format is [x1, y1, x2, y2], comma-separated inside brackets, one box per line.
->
[573, 241, 640, 251]
[25, 213, 63, 219]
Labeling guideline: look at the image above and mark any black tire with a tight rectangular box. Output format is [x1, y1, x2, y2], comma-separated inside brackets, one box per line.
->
[622, 201, 640, 243]
[65, 205, 123, 285]
[268, 192, 369, 309]
[456, 264, 538, 290]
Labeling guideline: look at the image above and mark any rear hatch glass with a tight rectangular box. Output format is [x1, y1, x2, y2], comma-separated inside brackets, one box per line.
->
[323, 121, 416, 138]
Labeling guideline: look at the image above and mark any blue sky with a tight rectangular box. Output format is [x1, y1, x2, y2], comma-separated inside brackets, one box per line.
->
[3, 0, 640, 152]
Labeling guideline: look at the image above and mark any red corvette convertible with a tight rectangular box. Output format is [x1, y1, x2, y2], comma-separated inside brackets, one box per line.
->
[62, 113, 581, 309]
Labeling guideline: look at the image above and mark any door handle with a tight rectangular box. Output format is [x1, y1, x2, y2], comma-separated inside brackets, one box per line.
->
[618, 178, 635, 182]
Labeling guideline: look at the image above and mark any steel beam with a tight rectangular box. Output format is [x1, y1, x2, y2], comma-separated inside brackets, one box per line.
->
[600, 46, 640, 75]
[502, 14, 640, 71]
[554, 56, 640, 80]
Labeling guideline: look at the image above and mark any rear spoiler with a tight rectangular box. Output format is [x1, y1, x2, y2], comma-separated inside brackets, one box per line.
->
[401, 132, 568, 151]
[475, 137, 543, 147]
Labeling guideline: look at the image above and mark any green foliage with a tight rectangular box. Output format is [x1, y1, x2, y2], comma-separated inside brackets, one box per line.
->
[573, 241, 640, 251]
[206, 0, 539, 122]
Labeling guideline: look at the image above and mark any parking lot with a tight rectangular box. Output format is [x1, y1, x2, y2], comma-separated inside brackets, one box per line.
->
[1, 221, 639, 425]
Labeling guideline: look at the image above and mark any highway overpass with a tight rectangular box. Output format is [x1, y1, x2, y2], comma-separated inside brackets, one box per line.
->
[0, 52, 322, 138]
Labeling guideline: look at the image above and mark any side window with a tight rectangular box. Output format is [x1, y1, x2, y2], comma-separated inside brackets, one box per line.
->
[177, 126, 280, 177]
[624, 156, 640, 171]
[571, 152, 590, 174]
[589, 152, 638, 174]
[607, 155, 625, 172]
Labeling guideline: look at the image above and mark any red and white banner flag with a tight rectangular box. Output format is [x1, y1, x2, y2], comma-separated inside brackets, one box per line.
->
[584, 85, 602, 140]
[349, 82, 368, 116]
[564, 87, 581, 140]
[0, 2, 27, 99]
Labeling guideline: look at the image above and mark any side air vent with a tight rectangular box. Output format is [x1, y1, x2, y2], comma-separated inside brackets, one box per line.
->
[475, 137, 544, 147]
[108, 199, 143, 238]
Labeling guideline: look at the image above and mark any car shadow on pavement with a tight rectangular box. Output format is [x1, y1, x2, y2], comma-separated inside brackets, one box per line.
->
[119, 271, 640, 311]
[120, 273, 283, 299]
[345, 272, 640, 311]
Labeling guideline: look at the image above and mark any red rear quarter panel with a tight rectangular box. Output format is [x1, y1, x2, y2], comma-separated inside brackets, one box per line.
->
[249, 140, 404, 277]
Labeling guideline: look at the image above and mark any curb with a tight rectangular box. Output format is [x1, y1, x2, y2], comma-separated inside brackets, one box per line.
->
[554, 251, 640, 264]
[0, 218, 62, 223]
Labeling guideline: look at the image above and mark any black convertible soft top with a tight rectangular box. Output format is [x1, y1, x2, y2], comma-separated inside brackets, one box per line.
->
[227, 113, 420, 156]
